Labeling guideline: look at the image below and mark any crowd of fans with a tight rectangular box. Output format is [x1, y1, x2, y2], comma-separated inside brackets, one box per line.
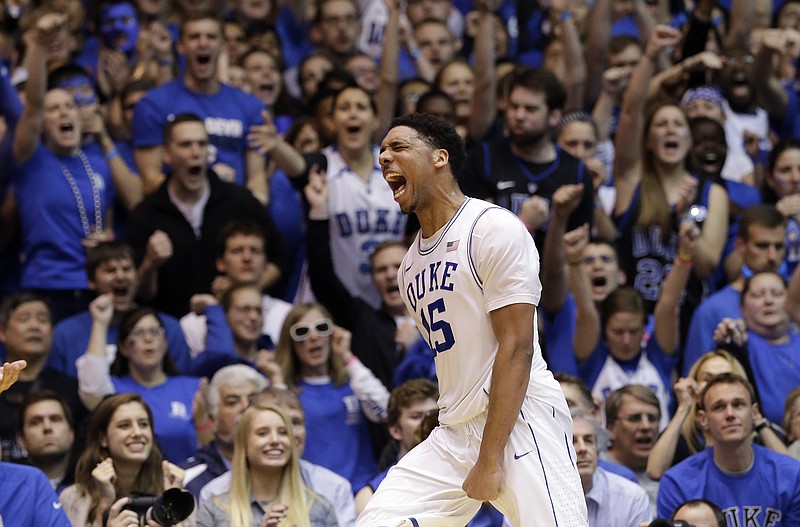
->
[1, 0, 800, 525]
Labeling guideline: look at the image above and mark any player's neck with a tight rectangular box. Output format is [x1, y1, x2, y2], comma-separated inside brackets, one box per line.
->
[510, 140, 556, 164]
[418, 188, 467, 239]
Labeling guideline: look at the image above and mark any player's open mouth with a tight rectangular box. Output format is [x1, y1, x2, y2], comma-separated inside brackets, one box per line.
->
[385, 172, 407, 199]
[188, 165, 203, 175]
[198, 53, 211, 64]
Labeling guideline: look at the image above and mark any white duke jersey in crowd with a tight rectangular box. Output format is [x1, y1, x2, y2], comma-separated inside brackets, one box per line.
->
[398, 198, 550, 426]
[325, 145, 407, 308]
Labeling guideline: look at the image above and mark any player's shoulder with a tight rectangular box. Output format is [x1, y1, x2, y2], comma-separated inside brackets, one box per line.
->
[467, 198, 528, 235]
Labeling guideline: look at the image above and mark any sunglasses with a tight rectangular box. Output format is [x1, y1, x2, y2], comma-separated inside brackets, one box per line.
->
[290, 318, 334, 342]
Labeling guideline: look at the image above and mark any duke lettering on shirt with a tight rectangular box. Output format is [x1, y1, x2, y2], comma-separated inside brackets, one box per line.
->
[334, 209, 404, 237]
[404, 261, 458, 313]
[203, 117, 244, 137]
[724, 505, 780, 527]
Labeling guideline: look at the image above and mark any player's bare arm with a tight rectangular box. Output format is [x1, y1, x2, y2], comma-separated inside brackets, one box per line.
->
[462, 301, 535, 501]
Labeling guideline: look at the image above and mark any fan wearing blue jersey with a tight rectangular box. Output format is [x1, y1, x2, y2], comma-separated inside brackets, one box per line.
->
[357, 113, 587, 526]
[657, 373, 800, 526]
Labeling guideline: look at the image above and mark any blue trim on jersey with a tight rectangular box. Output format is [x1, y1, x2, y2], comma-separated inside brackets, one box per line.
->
[467, 208, 496, 291]
[520, 408, 560, 526]
[513, 146, 562, 182]
[410, 518, 420, 527]
[614, 186, 640, 231]
[417, 198, 471, 256]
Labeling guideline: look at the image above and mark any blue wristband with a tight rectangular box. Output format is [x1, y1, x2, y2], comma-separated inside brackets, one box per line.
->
[105, 148, 119, 161]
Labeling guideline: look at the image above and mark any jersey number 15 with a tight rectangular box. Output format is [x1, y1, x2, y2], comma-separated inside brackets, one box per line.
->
[419, 298, 455, 356]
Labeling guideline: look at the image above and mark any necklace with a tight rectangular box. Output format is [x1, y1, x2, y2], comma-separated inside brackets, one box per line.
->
[59, 149, 103, 237]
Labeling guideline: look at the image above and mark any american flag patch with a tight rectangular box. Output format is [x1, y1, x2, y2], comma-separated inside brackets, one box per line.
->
[446, 240, 459, 252]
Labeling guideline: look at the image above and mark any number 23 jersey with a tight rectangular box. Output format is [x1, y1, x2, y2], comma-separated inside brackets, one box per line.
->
[398, 198, 547, 426]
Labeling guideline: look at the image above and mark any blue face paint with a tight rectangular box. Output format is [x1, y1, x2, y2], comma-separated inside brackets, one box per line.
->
[100, 2, 139, 54]
[57, 76, 98, 107]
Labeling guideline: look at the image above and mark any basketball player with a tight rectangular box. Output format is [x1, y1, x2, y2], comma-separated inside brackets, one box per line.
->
[356, 114, 587, 526]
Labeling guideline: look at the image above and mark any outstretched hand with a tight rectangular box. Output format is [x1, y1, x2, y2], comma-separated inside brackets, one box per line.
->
[0, 361, 27, 393]
[713, 317, 748, 347]
[247, 110, 280, 155]
[304, 164, 329, 219]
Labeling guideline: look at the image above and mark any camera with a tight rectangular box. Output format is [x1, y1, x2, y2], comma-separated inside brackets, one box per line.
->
[122, 488, 195, 526]
[682, 204, 708, 226]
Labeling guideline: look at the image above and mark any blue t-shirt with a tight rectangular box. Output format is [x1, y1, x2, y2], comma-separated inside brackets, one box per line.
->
[0, 462, 72, 527]
[298, 379, 377, 493]
[747, 330, 800, 424]
[542, 293, 579, 376]
[49, 310, 192, 377]
[658, 446, 800, 526]
[11, 143, 114, 289]
[132, 80, 264, 186]
[683, 285, 742, 375]
[112, 375, 200, 463]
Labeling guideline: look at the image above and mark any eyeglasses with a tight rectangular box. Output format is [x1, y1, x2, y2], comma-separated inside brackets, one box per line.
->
[581, 254, 615, 265]
[723, 54, 754, 66]
[127, 326, 165, 342]
[229, 305, 264, 316]
[617, 413, 659, 425]
[289, 318, 333, 342]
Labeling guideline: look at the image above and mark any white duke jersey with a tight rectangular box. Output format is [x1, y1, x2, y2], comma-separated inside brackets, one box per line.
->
[325, 145, 407, 308]
[398, 198, 549, 425]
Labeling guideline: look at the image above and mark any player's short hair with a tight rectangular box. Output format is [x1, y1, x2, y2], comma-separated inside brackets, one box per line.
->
[85, 241, 136, 281]
[671, 499, 726, 527]
[162, 113, 205, 145]
[387, 378, 439, 428]
[605, 384, 660, 425]
[738, 204, 787, 242]
[697, 372, 755, 411]
[216, 219, 267, 260]
[16, 390, 74, 434]
[389, 113, 467, 176]
[206, 364, 268, 418]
